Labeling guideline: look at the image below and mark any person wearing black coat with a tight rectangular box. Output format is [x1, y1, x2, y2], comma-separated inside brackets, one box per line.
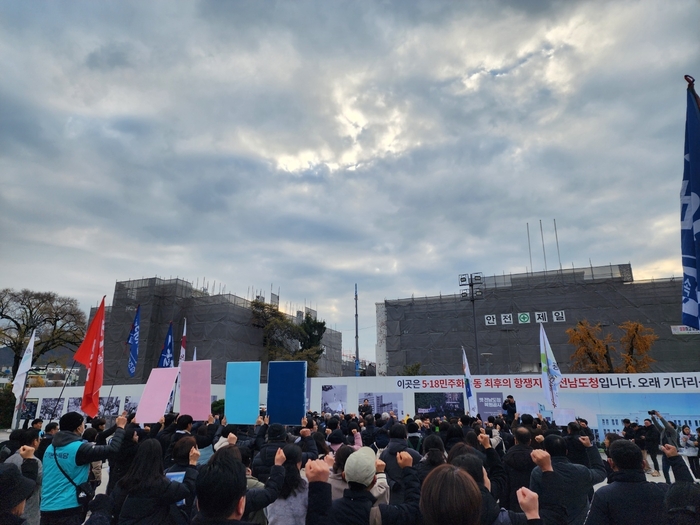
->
[584, 441, 694, 525]
[502, 428, 536, 512]
[379, 425, 422, 504]
[112, 439, 198, 525]
[251, 424, 318, 482]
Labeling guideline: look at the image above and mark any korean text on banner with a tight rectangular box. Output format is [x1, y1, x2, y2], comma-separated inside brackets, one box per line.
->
[180, 361, 212, 420]
[225, 362, 261, 424]
[135, 367, 180, 424]
[267, 361, 307, 426]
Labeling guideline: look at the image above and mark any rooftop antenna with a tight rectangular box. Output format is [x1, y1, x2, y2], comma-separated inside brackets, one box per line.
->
[539, 220, 548, 272]
[553, 219, 563, 272]
[526, 223, 533, 275]
[355, 284, 360, 377]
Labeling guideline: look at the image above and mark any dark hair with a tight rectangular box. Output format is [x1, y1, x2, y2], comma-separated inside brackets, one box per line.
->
[514, 427, 531, 445]
[567, 422, 581, 434]
[279, 444, 306, 499]
[327, 418, 339, 431]
[91, 418, 106, 429]
[20, 429, 40, 447]
[221, 424, 237, 438]
[117, 439, 165, 493]
[451, 452, 485, 484]
[422, 434, 446, 467]
[464, 430, 478, 449]
[364, 415, 374, 426]
[176, 415, 194, 430]
[45, 422, 58, 433]
[543, 435, 568, 457]
[31, 419, 43, 427]
[447, 442, 474, 464]
[420, 464, 481, 525]
[439, 421, 451, 433]
[197, 448, 247, 519]
[312, 432, 331, 456]
[521, 414, 534, 427]
[238, 446, 253, 468]
[390, 424, 407, 440]
[333, 445, 355, 473]
[609, 439, 643, 470]
[605, 433, 623, 447]
[164, 413, 178, 428]
[172, 436, 197, 465]
[81, 428, 98, 443]
[446, 425, 464, 444]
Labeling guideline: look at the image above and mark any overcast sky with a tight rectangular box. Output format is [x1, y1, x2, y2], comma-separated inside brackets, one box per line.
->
[1, 1, 699, 361]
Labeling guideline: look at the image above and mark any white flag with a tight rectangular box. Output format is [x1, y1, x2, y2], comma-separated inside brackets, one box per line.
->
[540, 324, 562, 408]
[12, 330, 36, 402]
[462, 346, 479, 416]
[178, 318, 187, 366]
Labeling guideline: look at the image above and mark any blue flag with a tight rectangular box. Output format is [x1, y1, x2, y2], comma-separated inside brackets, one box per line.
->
[157, 322, 174, 368]
[126, 306, 140, 377]
[681, 77, 700, 329]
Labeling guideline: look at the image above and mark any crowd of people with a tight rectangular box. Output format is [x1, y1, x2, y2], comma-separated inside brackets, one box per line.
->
[0, 400, 698, 525]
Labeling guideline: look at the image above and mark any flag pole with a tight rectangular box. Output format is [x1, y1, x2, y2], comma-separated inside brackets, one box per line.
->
[14, 372, 30, 430]
[49, 360, 76, 422]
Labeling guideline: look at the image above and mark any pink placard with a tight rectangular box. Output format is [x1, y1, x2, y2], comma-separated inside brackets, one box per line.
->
[135, 367, 180, 424]
[180, 360, 212, 420]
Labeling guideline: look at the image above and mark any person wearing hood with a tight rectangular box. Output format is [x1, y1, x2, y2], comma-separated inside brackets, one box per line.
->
[502, 427, 536, 512]
[1, 461, 38, 525]
[379, 424, 422, 504]
[40, 412, 126, 525]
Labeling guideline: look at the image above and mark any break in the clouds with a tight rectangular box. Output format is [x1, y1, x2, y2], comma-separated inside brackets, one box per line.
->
[1, 1, 698, 359]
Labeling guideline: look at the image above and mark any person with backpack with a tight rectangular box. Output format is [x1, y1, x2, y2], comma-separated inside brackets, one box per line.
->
[406, 422, 422, 454]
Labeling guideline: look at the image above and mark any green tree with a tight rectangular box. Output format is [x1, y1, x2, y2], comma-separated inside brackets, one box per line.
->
[0, 289, 86, 378]
[402, 363, 424, 376]
[250, 300, 327, 377]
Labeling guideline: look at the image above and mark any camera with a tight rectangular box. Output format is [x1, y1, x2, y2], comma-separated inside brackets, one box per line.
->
[648, 410, 656, 415]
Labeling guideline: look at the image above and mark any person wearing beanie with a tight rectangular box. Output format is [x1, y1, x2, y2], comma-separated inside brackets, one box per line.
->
[0, 461, 37, 525]
[40, 412, 126, 524]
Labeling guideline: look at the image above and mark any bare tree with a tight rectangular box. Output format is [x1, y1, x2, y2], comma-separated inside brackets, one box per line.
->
[0, 288, 86, 378]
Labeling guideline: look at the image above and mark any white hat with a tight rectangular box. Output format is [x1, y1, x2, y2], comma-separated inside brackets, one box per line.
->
[344, 447, 376, 487]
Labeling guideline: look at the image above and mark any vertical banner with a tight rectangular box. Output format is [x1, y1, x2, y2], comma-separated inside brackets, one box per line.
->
[135, 367, 180, 424]
[267, 361, 307, 425]
[225, 362, 261, 424]
[180, 360, 212, 420]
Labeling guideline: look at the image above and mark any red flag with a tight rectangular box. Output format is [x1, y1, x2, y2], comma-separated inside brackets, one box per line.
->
[75, 297, 105, 417]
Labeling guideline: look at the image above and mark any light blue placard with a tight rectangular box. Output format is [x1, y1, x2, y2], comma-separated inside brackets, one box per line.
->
[267, 361, 307, 426]
[225, 362, 261, 424]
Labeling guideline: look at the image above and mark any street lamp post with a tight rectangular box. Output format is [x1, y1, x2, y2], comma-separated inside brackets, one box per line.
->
[459, 272, 485, 374]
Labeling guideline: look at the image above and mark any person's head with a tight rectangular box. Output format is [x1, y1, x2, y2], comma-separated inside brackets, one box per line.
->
[18, 429, 40, 449]
[520, 414, 534, 427]
[622, 418, 631, 426]
[440, 421, 451, 433]
[682, 425, 691, 435]
[164, 413, 178, 428]
[604, 433, 623, 449]
[514, 427, 531, 446]
[176, 415, 194, 431]
[464, 430, 478, 449]
[31, 419, 43, 430]
[446, 441, 474, 464]
[567, 422, 581, 435]
[608, 439, 643, 471]
[44, 422, 59, 435]
[446, 425, 464, 444]
[279, 444, 305, 500]
[312, 431, 331, 456]
[578, 418, 588, 428]
[117, 439, 165, 492]
[451, 452, 485, 485]
[327, 418, 339, 431]
[59, 411, 85, 435]
[389, 424, 407, 440]
[644, 418, 652, 427]
[420, 464, 481, 525]
[82, 428, 98, 443]
[543, 435, 568, 457]
[197, 447, 248, 520]
[332, 445, 355, 474]
[665, 480, 700, 525]
[267, 423, 286, 442]
[506, 395, 514, 403]
[363, 399, 369, 406]
[343, 447, 377, 490]
[422, 434, 446, 467]
[91, 418, 106, 431]
[0, 463, 36, 517]
[407, 421, 419, 434]
[172, 436, 197, 466]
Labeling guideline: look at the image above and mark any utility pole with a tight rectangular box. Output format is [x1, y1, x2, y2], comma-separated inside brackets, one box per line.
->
[355, 284, 360, 377]
[459, 273, 485, 374]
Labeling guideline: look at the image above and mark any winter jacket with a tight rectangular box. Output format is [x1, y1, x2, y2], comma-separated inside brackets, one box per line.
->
[379, 439, 422, 504]
[651, 415, 679, 448]
[252, 436, 318, 482]
[41, 428, 125, 513]
[584, 455, 694, 525]
[328, 471, 389, 504]
[502, 444, 535, 511]
[112, 467, 197, 525]
[530, 446, 606, 525]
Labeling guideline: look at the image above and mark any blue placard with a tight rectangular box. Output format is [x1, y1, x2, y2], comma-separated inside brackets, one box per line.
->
[267, 361, 307, 426]
[225, 362, 261, 424]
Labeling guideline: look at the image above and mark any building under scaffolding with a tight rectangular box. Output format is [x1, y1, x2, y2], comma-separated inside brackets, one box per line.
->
[101, 277, 342, 384]
[376, 264, 700, 376]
